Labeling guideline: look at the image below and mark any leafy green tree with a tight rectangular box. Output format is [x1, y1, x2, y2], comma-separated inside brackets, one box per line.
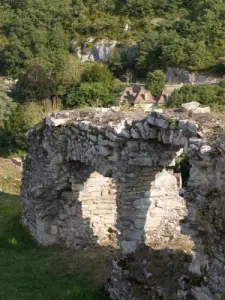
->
[1, 0, 225, 91]
[16, 65, 53, 102]
[65, 82, 114, 108]
[119, 0, 153, 17]
[146, 70, 166, 97]
[108, 51, 123, 76]
[0, 81, 14, 123]
[52, 54, 84, 96]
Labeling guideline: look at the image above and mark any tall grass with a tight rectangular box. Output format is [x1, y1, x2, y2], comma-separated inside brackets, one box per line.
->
[17, 99, 62, 128]
[1, 99, 62, 154]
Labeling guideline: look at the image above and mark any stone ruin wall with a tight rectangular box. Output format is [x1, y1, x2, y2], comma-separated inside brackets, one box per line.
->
[21, 107, 225, 300]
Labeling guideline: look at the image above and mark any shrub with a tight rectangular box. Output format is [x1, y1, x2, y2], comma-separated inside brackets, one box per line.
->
[167, 84, 225, 109]
[3, 99, 61, 150]
[52, 54, 84, 97]
[65, 82, 115, 108]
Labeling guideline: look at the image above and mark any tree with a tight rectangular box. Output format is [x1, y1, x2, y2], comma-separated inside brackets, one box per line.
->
[52, 54, 84, 96]
[0, 81, 14, 123]
[120, 0, 153, 17]
[108, 51, 122, 76]
[82, 63, 114, 88]
[146, 70, 166, 97]
[16, 65, 53, 102]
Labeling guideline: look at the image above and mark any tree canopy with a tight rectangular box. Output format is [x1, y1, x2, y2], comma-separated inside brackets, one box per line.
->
[1, 0, 225, 79]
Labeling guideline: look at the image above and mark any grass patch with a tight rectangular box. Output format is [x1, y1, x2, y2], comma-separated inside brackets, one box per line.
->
[0, 158, 110, 300]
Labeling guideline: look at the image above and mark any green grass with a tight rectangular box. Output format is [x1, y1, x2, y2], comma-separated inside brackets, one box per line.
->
[0, 145, 25, 159]
[0, 189, 110, 300]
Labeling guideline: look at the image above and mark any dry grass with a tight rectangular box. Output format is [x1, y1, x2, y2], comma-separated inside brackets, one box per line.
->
[147, 234, 194, 255]
[0, 157, 21, 195]
[20, 99, 62, 128]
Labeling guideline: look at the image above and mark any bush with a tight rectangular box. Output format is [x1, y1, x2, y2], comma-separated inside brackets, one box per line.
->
[146, 70, 166, 97]
[167, 84, 225, 109]
[82, 63, 114, 88]
[65, 82, 115, 108]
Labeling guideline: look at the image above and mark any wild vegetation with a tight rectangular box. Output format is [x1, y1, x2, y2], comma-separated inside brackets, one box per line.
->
[0, 1, 224, 150]
[0, 158, 112, 300]
[167, 83, 225, 110]
[1, 0, 225, 77]
[0, 0, 224, 150]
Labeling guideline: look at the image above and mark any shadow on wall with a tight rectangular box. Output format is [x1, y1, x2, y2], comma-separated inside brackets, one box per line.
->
[32, 140, 191, 255]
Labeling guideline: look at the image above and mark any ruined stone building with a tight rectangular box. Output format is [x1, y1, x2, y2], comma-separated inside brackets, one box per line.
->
[22, 107, 225, 300]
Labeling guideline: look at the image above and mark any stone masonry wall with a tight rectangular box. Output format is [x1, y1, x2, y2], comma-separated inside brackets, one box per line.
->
[22, 107, 225, 299]
[58, 170, 117, 248]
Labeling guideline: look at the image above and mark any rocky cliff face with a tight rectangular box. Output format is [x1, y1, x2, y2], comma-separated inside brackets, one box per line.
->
[71, 38, 138, 64]
[166, 67, 223, 85]
[21, 107, 225, 300]
[71, 38, 118, 62]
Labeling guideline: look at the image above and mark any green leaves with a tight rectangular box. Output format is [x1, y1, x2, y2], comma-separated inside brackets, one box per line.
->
[167, 84, 225, 109]
[66, 82, 114, 108]
[1, 0, 225, 100]
[0, 81, 14, 124]
[146, 70, 166, 97]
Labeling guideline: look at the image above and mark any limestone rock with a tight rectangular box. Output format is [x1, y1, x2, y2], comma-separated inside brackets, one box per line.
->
[46, 116, 70, 127]
[72, 38, 117, 62]
[193, 107, 211, 114]
[200, 145, 212, 155]
[166, 67, 222, 84]
[182, 101, 200, 111]
[120, 241, 137, 254]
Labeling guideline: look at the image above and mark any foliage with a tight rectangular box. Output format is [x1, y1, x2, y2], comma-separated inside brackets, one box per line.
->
[167, 84, 225, 109]
[52, 54, 84, 97]
[0, 0, 225, 106]
[1, 0, 225, 78]
[108, 51, 123, 76]
[3, 100, 61, 150]
[65, 82, 114, 108]
[0, 81, 14, 123]
[0, 158, 110, 300]
[108, 47, 139, 79]
[16, 65, 53, 102]
[82, 63, 114, 88]
[146, 70, 166, 97]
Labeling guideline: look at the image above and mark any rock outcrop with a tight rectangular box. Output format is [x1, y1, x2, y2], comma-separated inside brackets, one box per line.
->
[166, 67, 223, 85]
[71, 38, 118, 62]
[21, 106, 225, 300]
